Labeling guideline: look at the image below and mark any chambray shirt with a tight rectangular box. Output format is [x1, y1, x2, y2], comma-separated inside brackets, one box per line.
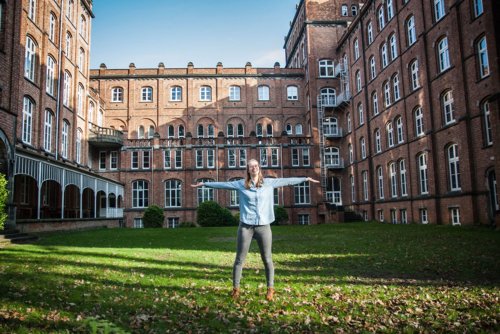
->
[204, 177, 308, 226]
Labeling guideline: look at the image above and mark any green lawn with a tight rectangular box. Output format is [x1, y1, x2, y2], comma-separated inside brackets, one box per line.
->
[0, 222, 499, 333]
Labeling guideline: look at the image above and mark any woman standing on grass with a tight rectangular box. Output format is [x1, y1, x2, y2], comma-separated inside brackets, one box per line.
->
[191, 159, 319, 301]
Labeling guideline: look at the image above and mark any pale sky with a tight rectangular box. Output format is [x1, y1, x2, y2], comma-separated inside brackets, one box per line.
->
[89, 0, 299, 69]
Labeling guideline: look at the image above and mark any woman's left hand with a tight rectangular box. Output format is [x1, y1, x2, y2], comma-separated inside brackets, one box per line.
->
[306, 177, 320, 183]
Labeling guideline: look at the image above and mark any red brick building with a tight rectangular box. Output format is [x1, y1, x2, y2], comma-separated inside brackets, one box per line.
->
[1, 0, 499, 229]
[284, 0, 500, 226]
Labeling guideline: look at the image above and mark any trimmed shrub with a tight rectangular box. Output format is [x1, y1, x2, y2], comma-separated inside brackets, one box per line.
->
[0, 174, 7, 230]
[142, 205, 164, 228]
[197, 201, 238, 227]
[273, 206, 289, 225]
[179, 221, 199, 228]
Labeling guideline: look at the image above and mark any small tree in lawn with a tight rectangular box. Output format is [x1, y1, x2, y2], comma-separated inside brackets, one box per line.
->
[273, 206, 289, 225]
[197, 201, 237, 227]
[0, 174, 7, 230]
[143, 205, 164, 228]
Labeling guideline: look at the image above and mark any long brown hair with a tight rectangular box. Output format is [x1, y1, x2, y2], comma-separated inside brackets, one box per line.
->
[245, 159, 264, 189]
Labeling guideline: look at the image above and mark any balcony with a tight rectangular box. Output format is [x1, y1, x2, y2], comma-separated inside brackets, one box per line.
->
[325, 158, 344, 169]
[88, 125, 123, 148]
[324, 128, 343, 138]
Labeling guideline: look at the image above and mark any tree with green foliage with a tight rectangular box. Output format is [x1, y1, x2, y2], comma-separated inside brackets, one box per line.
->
[196, 201, 238, 227]
[142, 205, 164, 228]
[0, 174, 7, 230]
[273, 206, 289, 225]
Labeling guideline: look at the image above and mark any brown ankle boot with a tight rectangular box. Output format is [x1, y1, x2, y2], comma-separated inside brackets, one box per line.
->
[266, 287, 275, 301]
[231, 287, 240, 299]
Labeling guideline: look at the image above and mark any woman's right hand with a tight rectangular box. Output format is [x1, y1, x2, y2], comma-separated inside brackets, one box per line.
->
[190, 182, 204, 188]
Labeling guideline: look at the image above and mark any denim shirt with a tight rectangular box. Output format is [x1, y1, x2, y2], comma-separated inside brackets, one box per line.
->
[204, 177, 308, 225]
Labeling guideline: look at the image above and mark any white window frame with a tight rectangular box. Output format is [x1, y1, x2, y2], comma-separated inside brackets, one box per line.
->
[360, 137, 366, 160]
[75, 129, 82, 163]
[63, 71, 71, 106]
[49, 13, 56, 42]
[448, 144, 461, 191]
[22, 97, 33, 145]
[43, 109, 53, 151]
[362, 171, 369, 201]
[378, 7, 386, 30]
[46, 56, 56, 95]
[442, 90, 455, 125]
[170, 86, 182, 101]
[367, 22, 373, 44]
[400, 159, 408, 196]
[287, 86, 298, 100]
[377, 166, 385, 199]
[418, 153, 429, 194]
[258, 85, 270, 101]
[381, 43, 388, 68]
[99, 151, 106, 170]
[434, 0, 445, 22]
[396, 117, 404, 144]
[370, 57, 376, 80]
[450, 207, 461, 225]
[483, 102, 492, 146]
[132, 180, 149, 208]
[415, 107, 424, 136]
[165, 179, 182, 208]
[407, 16, 416, 46]
[372, 92, 379, 115]
[141, 87, 153, 102]
[384, 81, 391, 106]
[61, 121, 70, 159]
[25, 36, 36, 81]
[438, 37, 451, 72]
[229, 86, 240, 101]
[477, 37, 490, 78]
[294, 181, 311, 205]
[390, 34, 398, 60]
[354, 39, 360, 60]
[110, 151, 118, 170]
[474, 0, 483, 17]
[410, 59, 420, 90]
[390, 162, 398, 198]
[28, 0, 36, 21]
[319, 59, 334, 77]
[375, 129, 381, 153]
[358, 103, 364, 125]
[393, 74, 401, 101]
[420, 208, 429, 224]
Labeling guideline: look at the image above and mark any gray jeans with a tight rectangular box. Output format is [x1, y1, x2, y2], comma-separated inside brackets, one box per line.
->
[233, 223, 274, 288]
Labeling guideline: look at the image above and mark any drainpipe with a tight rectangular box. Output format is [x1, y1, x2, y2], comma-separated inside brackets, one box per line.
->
[54, 0, 65, 160]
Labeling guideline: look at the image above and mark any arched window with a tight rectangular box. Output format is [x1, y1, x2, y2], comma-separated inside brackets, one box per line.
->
[24, 36, 36, 81]
[381, 43, 388, 68]
[355, 71, 362, 92]
[286, 123, 292, 135]
[447, 144, 461, 191]
[414, 106, 424, 136]
[88, 101, 94, 125]
[208, 124, 215, 138]
[407, 15, 416, 46]
[384, 81, 391, 106]
[434, 0, 445, 22]
[79, 15, 87, 38]
[22, 97, 34, 144]
[442, 90, 455, 125]
[377, 166, 385, 199]
[77, 83, 84, 115]
[393, 74, 401, 101]
[347, 112, 352, 132]
[348, 144, 353, 164]
[167, 125, 174, 138]
[237, 123, 244, 137]
[141, 87, 153, 102]
[44, 109, 53, 152]
[418, 152, 429, 194]
[358, 103, 364, 125]
[63, 71, 71, 106]
[266, 124, 273, 137]
[170, 86, 182, 101]
[197, 124, 204, 138]
[65, 32, 72, 56]
[396, 116, 404, 143]
[360, 137, 366, 159]
[78, 48, 85, 71]
[295, 123, 303, 135]
[375, 129, 381, 153]
[148, 125, 155, 139]
[132, 180, 149, 208]
[227, 124, 234, 137]
[49, 13, 57, 42]
[400, 159, 408, 196]
[354, 38, 360, 60]
[438, 36, 451, 72]
[386, 122, 394, 147]
[61, 120, 70, 158]
[165, 180, 182, 207]
[76, 128, 82, 164]
[138, 125, 145, 139]
[372, 91, 379, 115]
[482, 101, 492, 146]
[390, 34, 398, 60]
[378, 6, 386, 30]
[178, 125, 185, 138]
[258, 85, 270, 101]
[389, 162, 397, 198]
[66, 0, 74, 20]
[410, 59, 420, 90]
[370, 56, 376, 79]
[367, 21, 374, 44]
[256, 123, 263, 137]
[477, 36, 490, 78]
[46, 55, 56, 95]
[320, 88, 336, 106]
[229, 86, 240, 101]
[387, 0, 394, 20]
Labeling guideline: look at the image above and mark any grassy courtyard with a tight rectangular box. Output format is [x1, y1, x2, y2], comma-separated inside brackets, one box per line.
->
[0, 222, 499, 333]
